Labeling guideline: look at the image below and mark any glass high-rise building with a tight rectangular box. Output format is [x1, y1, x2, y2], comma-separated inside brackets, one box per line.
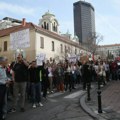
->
[73, 1, 95, 43]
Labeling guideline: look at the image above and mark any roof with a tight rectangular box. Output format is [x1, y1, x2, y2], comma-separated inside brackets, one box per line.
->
[73, 1, 94, 11]
[0, 22, 84, 50]
[0, 22, 34, 37]
[3, 17, 22, 23]
[100, 44, 120, 48]
[42, 11, 55, 17]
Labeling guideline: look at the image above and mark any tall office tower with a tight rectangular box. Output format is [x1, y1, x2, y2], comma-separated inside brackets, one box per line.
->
[73, 1, 95, 43]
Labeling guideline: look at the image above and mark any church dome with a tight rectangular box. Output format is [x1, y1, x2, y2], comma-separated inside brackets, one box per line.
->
[42, 11, 55, 18]
[39, 11, 59, 33]
[72, 35, 79, 42]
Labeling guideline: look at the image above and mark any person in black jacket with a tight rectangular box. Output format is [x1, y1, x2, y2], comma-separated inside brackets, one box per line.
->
[28, 61, 43, 108]
[12, 54, 29, 112]
[82, 61, 91, 90]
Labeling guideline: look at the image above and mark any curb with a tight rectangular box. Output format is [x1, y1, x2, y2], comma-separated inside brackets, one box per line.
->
[79, 86, 108, 120]
[80, 89, 99, 120]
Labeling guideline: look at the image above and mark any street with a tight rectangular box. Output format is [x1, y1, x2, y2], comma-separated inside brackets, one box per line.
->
[7, 86, 94, 120]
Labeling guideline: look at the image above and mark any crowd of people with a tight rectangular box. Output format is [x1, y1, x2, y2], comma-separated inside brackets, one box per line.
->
[0, 53, 120, 120]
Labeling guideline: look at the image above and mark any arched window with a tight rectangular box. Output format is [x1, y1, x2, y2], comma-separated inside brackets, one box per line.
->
[53, 22, 56, 31]
[60, 44, 63, 53]
[52, 41, 55, 51]
[44, 22, 47, 29]
[47, 23, 49, 30]
[55, 26, 57, 32]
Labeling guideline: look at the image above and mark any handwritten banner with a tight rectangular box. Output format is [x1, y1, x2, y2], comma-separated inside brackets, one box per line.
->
[10, 29, 30, 50]
[36, 53, 46, 66]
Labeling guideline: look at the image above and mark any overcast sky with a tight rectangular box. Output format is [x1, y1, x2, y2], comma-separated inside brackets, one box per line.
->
[0, 0, 120, 45]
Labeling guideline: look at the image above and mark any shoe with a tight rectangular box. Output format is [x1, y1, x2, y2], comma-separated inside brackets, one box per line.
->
[32, 104, 36, 108]
[39, 102, 43, 107]
[72, 87, 76, 89]
[20, 108, 25, 112]
[51, 91, 54, 93]
[8, 108, 16, 113]
[69, 89, 72, 92]
[43, 97, 47, 101]
[2, 115, 6, 120]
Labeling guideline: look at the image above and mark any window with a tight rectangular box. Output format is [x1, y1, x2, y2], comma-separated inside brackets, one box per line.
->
[47, 23, 49, 30]
[4, 41, 7, 51]
[40, 37, 44, 49]
[52, 41, 55, 51]
[53, 22, 56, 32]
[65, 45, 67, 52]
[75, 48, 77, 54]
[60, 44, 63, 53]
[44, 22, 47, 29]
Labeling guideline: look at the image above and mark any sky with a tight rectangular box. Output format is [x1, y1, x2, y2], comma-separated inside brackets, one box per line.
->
[0, 0, 120, 45]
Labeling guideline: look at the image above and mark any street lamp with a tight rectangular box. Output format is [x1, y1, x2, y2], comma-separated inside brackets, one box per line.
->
[97, 78, 102, 113]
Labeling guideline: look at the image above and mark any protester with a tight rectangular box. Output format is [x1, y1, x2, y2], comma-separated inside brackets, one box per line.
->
[0, 57, 11, 120]
[48, 64, 53, 93]
[98, 61, 106, 86]
[11, 54, 29, 112]
[82, 60, 91, 90]
[42, 63, 49, 99]
[28, 61, 43, 108]
[54, 63, 64, 92]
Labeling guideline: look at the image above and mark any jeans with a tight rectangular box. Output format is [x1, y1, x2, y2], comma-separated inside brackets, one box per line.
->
[0, 85, 6, 119]
[31, 82, 42, 104]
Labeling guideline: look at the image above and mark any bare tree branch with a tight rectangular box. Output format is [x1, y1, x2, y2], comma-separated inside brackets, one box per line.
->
[83, 32, 103, 55]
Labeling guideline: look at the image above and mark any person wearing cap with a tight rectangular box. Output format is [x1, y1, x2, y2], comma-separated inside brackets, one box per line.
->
[0, 56, 10, 120]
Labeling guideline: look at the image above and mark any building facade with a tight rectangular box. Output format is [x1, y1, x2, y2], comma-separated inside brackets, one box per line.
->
[0, 12, 91, 63]
[38, 11, 59, 34]
[0, 23, 88, 63]
[73, 1, 95, 43]
[97, 44, 120, 59]
[0, 17, 22, 30]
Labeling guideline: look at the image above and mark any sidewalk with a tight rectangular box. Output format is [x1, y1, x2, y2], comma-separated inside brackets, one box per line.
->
[80, 81, 120, 120]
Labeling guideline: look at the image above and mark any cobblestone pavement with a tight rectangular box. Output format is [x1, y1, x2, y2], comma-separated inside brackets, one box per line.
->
[85, 81, 120, 120]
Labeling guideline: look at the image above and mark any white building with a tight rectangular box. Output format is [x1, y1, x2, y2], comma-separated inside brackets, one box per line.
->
[39, 11, 59, 33]
[97, 44, 120, 59]
[0, 12, 89, 63]
[0, 17, 22, 30]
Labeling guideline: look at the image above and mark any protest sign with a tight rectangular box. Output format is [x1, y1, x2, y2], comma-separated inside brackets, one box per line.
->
[10, 29, 30, 50]
[36, 53, 46, 66]
[68, 55, 77, 63]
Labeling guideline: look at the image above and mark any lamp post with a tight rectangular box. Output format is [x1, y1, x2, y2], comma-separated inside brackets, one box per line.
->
[97, 78, 102, 113]
[87, 82, 91, 101]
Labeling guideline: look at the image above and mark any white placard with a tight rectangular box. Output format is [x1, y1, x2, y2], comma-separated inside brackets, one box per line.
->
[10, 29, 30, 50]
[117, 62, 120, 65]
[68, 55, 77, 63]
[36, 59, 43, 66]
[36, 53, 46, 66]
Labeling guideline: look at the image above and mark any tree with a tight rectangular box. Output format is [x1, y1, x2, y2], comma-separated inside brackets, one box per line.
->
[83, 32, 103, 60]
[107, 50, 114, 60]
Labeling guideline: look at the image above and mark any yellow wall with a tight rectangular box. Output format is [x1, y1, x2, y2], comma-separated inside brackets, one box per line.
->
[0, 29, 36, 63]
